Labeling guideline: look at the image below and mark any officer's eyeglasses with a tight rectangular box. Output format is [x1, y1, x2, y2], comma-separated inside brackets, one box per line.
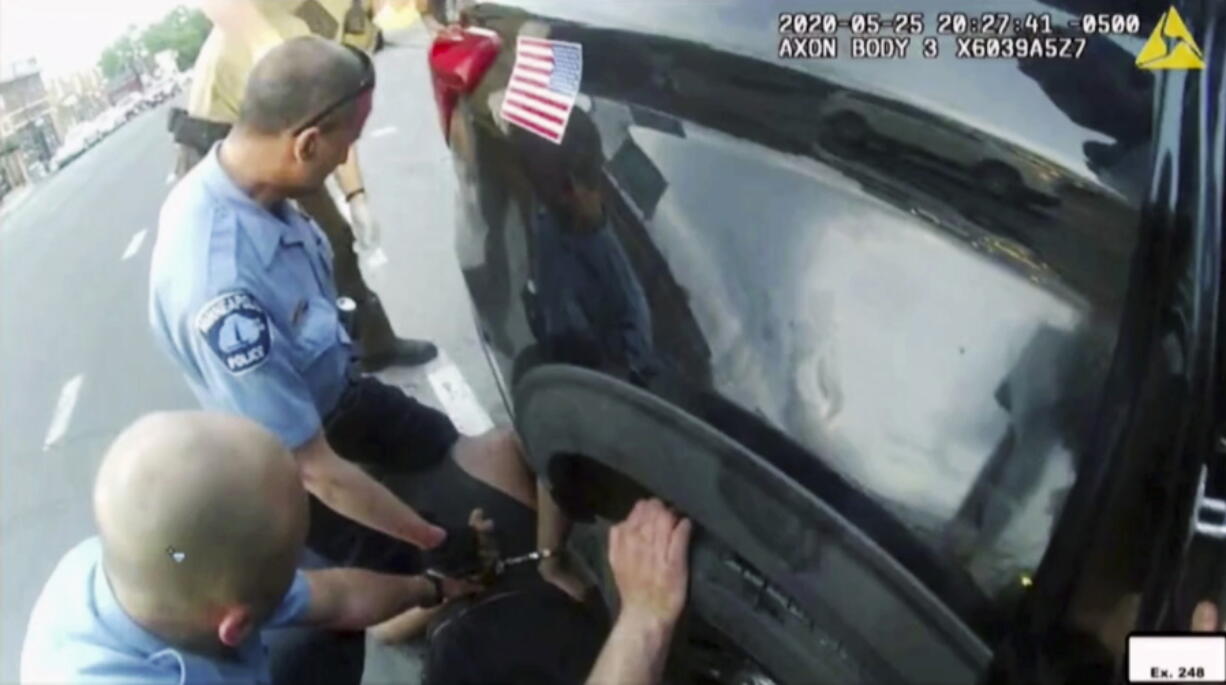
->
[291, 44, 376, 136]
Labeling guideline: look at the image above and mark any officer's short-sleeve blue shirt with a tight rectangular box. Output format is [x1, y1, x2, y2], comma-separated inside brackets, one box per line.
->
[149, 144, 353, 449]
[20, 537, 312, 685]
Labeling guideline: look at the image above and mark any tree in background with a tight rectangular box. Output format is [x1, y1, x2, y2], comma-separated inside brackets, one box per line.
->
[98, 27, 146, 81]
[140, 6, 213, 71]
[97, 6, 212, 79]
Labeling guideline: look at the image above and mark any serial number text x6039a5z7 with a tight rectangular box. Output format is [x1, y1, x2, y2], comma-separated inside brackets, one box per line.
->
[954, 36, 1087, 59]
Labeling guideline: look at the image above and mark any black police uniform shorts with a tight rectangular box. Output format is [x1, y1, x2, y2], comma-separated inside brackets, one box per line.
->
[302, 375, 462, 573]
[265, 376, 544, 685]
[324, 375, 461, 474]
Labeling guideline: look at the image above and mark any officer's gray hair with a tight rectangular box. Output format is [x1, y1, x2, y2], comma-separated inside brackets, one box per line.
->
[238, 35, 365, 135]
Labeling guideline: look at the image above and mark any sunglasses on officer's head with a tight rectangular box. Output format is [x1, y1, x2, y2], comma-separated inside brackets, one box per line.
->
[291, 44, 376, 136]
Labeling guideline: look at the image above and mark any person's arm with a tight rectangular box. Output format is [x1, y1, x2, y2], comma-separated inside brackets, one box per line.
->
[184, 286, 440, 548]
[370, 508, 496, 644]
[588, 610, 676, 685]
[587, 499, 693, 685]
[295, 431, 446, 549]
[303, 568, 473, 631]
[333, 149, 380, 249]
[370, 605, 442, 644]
[334, 148, 364, 198]
[416, 0, 445, 34]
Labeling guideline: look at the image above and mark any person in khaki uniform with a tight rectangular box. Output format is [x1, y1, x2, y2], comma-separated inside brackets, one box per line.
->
[172, 0, 434, 371]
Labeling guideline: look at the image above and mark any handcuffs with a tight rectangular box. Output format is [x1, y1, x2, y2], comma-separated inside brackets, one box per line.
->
[420, 509, 555, 606]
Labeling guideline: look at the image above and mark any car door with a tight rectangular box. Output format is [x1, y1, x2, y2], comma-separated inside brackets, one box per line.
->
[985, 2, 1226, 682]
[430, 1, 1216, 682]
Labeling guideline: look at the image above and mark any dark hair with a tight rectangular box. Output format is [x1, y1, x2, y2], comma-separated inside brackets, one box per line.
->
[511, 110, 603, 219]
[238, 36, 367, 135]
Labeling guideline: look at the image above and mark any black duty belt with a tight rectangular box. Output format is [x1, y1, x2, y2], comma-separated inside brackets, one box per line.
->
[323, 373, 363, 429]
[168, 108, 232, 155]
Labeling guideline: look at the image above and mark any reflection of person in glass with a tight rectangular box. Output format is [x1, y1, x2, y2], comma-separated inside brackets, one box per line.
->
[945, 323, 1099, 601]
[1016, 21, 1152, 185]
[513, 112, 657, 384]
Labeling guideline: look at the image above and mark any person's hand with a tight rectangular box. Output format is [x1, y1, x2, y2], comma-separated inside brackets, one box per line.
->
[583, 500, 691, 684]
[1192, 600, 1223, 631]
[608, 499, 692, 628]
[408, 520, 448, 550]
[469, 508, 501, 582]
[348, 192, 381, 251]
[418, 569, 484, 609]
[438, 573, 484, 600]
[423, 512, 493, 576]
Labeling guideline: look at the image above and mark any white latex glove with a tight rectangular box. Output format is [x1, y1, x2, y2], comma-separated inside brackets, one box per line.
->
[347, 193, 389, 273]
[348, 193, 381, 251]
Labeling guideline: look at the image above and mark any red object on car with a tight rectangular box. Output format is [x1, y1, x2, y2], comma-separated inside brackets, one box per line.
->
[428, 26, 501, 144]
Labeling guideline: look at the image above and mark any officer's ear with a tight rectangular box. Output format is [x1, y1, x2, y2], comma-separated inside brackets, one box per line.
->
[217, 606, 255, 648]
[291, 127, 321, 164]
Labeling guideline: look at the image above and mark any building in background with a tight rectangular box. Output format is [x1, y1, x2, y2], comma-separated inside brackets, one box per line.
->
[0, 139, 27, 202]
[105, 67, 144, 106]
[0, 58, 61, 191]
[47, 68, 109, 136]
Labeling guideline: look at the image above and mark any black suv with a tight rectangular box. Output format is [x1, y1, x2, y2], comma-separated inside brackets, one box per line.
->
[425, 1, 1226, 682]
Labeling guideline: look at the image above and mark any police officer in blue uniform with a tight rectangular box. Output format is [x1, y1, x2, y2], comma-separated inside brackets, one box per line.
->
[21, 411, 477, 685]
[148, 35, 587, 615]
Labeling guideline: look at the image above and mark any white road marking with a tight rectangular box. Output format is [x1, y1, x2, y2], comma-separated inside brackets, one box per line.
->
[43, 374, 84, 450]
[427, 351, 494, 436]
[165, 171, 176, 186]
[370, 126, 397, 139]
[121, 228, 148, 260]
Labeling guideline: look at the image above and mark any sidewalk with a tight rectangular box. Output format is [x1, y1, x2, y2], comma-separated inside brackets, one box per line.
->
[358, 24, 478, 681]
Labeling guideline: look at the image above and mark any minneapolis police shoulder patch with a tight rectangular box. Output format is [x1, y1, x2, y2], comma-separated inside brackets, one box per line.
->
[195, 290, 272, 375]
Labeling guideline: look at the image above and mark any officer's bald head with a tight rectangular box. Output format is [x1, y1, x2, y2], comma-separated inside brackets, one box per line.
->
[238, 35, 369, 135]
[93, 412, 308, 643]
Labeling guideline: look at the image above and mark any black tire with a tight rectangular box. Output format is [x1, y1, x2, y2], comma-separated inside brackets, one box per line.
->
[514, 366, 989, 685]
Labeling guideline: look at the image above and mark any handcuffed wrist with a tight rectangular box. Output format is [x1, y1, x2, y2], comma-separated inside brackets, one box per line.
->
[419, 573, 444, 608]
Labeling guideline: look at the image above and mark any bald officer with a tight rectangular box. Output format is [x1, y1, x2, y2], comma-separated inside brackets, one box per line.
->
[150, 37, 587, 601]
[174, 0, 431, 371]
[20, 411, 475, 684]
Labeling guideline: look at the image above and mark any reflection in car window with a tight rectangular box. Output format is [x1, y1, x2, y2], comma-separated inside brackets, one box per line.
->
[509, 0, 1153, 623]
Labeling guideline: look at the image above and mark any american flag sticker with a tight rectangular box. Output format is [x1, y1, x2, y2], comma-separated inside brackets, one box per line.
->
[501, 36, 584, 144]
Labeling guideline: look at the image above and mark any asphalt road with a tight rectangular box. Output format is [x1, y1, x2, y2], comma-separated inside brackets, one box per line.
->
[0, 26, 504, 684]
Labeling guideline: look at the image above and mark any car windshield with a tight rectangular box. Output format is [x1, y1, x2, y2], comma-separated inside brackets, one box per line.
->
[511, 0, 1152, 618]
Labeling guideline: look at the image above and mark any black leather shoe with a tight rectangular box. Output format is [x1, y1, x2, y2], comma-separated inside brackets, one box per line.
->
[361, 338, 439, 371]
